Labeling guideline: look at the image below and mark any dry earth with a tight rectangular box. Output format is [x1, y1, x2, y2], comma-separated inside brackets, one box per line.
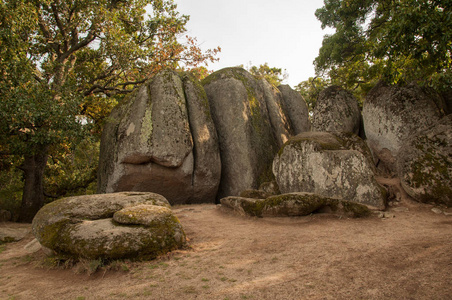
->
[1, 188, 451, 300]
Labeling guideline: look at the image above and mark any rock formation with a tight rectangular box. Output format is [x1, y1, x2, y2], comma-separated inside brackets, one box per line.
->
[97, 70, 221, 204]
[363, 82, 444, 172]
[397, 115, 452, 207]
[32, 192, 185, 259]
[273, 132, 386, 209]
[277, 84, 311, 134]
[202, 68, 291, 198]
[312, 86, 361, 134]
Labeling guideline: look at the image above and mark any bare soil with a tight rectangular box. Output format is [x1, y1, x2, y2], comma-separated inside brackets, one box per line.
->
[1, 189, 451, 299]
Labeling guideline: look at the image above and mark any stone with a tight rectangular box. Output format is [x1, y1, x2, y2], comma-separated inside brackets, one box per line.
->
[277, 84, 311, 134]
[24, 238, 43, 254]
[98, 70, 220, 204]
[397, 115, 452, 207]
[431, 208, 443, 214]
[220, 192, 371, 218]
[0, 226, 30, 243]
[202, 68, 282, 198]
[32, 192, 185, 259]
[258, 181, 281, 196]
[239, 189, 270, 199]
[312, 86, 361, 134]
[363, 81, 444, 172]
[273, 132, 386, 209]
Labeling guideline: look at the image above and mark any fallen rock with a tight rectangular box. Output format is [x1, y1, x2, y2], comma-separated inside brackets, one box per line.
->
[273, 132, 386, 209]
[363, 82, 443, 172]
[32, 192, 185, 259]
[239, 189, 270, 199]
[220, 192, 371, 218]
[0, 226, 30, 243]
[98, 70, 221, 204]
[397, 115, 452, 207]
[312, 86, 361, 134]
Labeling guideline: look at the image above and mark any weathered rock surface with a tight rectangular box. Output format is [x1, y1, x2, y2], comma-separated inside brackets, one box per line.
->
[0, 226, 30, 243]
[273, 132, 386, 209]
[397, 115, 452, 207]
[363, 82, 444, 172]
[220, 192, 371, 218]
[202, 68, 286, 198]
[98, 70, 220, 204]
[32, 192, 185, 259]
[312, 86, 361, 134]
[278, 84, 311, 134]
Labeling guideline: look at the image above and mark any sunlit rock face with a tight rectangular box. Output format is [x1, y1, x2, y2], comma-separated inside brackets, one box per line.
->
[97, 70, 221, 204]
[277, 84, 311, 134]
[202, 68, 291, 199]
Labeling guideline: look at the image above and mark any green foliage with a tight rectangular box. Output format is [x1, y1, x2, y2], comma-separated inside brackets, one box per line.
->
[295, 77, 331, 111]
[315, 0, 452, 92]
[247, 63, 288, 86]
[0, 0, 220, 219]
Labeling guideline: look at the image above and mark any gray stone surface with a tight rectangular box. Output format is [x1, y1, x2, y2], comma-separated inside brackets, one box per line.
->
[363, 82, 443, 172]
[98, 70, 220, 204]
[202, 68, 280, 198]
[273, 132, 386, 209]
[0, 226, 30, 243]
[312, 86, 361, 134]
[278, 84, 311, 134]
[32, 192, 185, 259]
[397, 115, 452, 207]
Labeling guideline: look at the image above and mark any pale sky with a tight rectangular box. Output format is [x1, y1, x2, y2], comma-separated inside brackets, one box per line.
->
[174, 0, 334, 87]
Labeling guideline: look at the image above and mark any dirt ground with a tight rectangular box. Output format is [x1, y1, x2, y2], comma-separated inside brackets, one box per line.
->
[1, 189, 452, 300]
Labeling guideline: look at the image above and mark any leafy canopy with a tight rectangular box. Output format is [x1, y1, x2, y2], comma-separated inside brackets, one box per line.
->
[314, 0, 452, 91]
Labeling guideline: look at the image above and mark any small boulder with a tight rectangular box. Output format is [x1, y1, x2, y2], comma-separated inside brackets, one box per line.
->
[239, 189, 270, 199]
[32, 192, 185, 259]
[273, 132, 386, 209]
[363, 82, 443, 172]
[397, 115, 452, 207]
[312, 86, 361, 134]
[0, 226, 30, 243]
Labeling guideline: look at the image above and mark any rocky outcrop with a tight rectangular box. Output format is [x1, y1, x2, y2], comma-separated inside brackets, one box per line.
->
[278, 84, 311, 134]
[363, 82, 444, 172]
[220, 193, 371, 218]
[312, 86, 361, 134]
[97, 70, 221, 204]
[202, 68, 289, 198]
[273, 132, 386, 209]
[32, 192, 185, 259]
[397, 115, 452, 207]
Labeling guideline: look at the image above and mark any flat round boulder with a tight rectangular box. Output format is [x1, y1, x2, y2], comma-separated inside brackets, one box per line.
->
[32, 192, 185, 259]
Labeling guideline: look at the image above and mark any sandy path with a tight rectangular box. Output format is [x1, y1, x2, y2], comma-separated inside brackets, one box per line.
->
[1, 200, 451, 300]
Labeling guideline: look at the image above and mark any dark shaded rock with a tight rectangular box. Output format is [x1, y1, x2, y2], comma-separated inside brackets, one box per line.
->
[397, 115, 452, 207]
[277, 84, 311, 134]
[312, 86, 361, 134]
[202, 68, 282, 198]
[239, 189, 270, 199]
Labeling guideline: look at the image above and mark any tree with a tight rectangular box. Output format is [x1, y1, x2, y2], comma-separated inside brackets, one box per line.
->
[0, 0, 220, 222]
[295, 77, 331, 111]
[248, 63, 288, 86]
[314, 0, 452, 91]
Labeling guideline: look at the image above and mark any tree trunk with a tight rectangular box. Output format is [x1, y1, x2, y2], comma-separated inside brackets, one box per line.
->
[18, 146, 49, 223]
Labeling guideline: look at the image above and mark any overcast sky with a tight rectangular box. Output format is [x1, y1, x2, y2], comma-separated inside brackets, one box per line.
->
[174, 0, 334, 87]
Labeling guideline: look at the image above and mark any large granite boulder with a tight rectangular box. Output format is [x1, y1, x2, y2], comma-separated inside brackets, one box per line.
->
[273, 132, 386, 209]
[202, 68, 289, 198]
[220, 193, 371, 218]
[32, 192, 185, 259]
[97, 70, 221, 204]
[397, 115, 452, 207]
[363, 82, 444, 172]
[278, 84, 311, 134]
[312, 86, 361, 134]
